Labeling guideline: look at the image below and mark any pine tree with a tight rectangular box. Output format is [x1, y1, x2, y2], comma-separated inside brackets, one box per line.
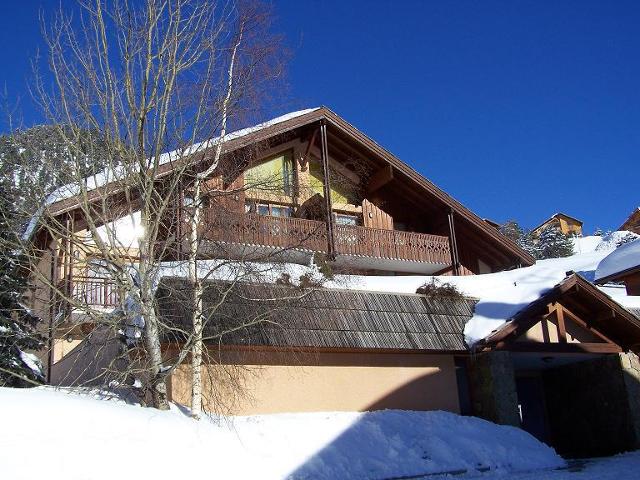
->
[500, 220, 537, 258]
[534, 226, 574, 260]
[0, 184, 44, 387]
[0, 125, 109, 231]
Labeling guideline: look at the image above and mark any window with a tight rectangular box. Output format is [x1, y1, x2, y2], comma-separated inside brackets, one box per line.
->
[309, 160, 357, 206]
[245, 152, 294, 196]
[335, 213, 360, 226]
[271, 205, 293, 217]
[246, 201, 293, 218]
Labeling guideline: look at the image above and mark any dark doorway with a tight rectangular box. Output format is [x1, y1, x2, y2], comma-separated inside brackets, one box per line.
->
[516, 374, 550, 444]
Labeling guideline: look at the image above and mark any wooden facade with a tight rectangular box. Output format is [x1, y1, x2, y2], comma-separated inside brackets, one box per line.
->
[532, 213, 583, 237]
[477, 274, 640, 354]
[30, 107, 536, 313]
[620, 207, 640, 235]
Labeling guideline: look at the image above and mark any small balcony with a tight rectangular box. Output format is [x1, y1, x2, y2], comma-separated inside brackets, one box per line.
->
[198, 210, 452, 271]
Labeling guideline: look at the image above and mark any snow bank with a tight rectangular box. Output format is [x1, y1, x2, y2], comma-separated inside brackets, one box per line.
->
[595, 239, 640, 281]
[0, 387, 564, 480]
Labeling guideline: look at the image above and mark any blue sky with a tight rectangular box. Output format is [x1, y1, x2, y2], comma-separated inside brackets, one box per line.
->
[1, 1, 639, 232]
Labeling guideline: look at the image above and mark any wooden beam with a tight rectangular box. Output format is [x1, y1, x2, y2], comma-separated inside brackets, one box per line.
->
[554, 303, 567, 343]
[560, 305, 619, 346]
[448, 210, 461, 275]
[367, 165, 394, 194]
[494, 341, 622, 353]
[300, 128, 318, 170]
[320, 120, 336, 259]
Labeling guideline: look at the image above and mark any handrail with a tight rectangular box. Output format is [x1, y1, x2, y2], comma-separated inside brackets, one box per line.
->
[196, 209, 451, 264]
[70, 275, 121, 308]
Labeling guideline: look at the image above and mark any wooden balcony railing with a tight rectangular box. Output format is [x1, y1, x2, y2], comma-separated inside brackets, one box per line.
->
[198, 210, 451, 265]
[334, 224, 451, 264]
[200, 210, 328, 253]
[71, 276, 121, 308]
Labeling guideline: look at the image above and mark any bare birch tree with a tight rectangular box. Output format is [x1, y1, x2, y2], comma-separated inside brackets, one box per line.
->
[19, 0, 292, 411]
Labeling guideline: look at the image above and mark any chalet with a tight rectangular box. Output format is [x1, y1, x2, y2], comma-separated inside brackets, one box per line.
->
[620, 207, 640, 235]
[532, 213, 583, 237]
[594, 239, 640, 296]
[24, 107, 640, 458]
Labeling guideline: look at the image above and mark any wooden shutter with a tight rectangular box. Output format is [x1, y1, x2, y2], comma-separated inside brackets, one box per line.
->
[362, 199, 393, 230]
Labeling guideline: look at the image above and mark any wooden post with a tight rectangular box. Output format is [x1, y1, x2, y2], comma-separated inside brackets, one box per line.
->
[47, 240, 58, 384]
[320, 120, 336, 259]
[447, 209, 461, 275]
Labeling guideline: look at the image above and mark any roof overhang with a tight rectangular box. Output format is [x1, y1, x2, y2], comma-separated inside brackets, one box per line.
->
[477, 273, 640, 353]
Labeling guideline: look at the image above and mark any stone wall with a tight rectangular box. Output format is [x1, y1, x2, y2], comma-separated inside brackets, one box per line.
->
[467, 351, 520, 426]
[543, 353, 640, 457]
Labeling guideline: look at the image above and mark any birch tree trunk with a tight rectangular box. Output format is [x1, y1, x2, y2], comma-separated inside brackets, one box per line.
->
[188, 27, 243, 419]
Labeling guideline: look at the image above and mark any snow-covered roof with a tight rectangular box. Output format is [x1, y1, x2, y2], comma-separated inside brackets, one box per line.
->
[319, 234, 640, 345]
[22, 108, 319, 240]
[595, 239, 640, 282]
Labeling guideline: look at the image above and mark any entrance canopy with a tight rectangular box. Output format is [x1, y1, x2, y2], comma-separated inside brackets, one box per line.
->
[476, 274, 640, 355]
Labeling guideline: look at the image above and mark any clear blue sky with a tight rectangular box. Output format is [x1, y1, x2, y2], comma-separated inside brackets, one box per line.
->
[1, 1, 639, 232]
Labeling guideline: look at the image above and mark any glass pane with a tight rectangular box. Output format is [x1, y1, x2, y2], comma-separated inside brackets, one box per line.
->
[271, 206, 292, 217]
[336, 214, 358, 226]
[245, 152, 293, 196]
[257, 204, 270, 216]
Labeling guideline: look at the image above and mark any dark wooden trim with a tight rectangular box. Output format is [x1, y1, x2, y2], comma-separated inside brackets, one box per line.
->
[367, 165, 394, 194]
[163, 342, 468, 356]
[448, 210, 461, 275]
[320, 120, 336, 259]
[493, 341, 622, 354]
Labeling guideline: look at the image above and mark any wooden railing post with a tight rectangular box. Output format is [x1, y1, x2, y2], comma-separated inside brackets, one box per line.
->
[447, 209, 461, 275]
[320, 120, 336, 259]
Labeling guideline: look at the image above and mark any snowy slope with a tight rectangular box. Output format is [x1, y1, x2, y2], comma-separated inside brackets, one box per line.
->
[0, 387, 564, 480]
[595, 239, 640, 281]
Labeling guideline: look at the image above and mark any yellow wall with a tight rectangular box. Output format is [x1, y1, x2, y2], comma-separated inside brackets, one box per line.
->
[168, 349, 461, 415]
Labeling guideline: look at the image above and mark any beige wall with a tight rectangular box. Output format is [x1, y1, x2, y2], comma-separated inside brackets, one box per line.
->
[168, 349, 461, 415]
[518, 316, 601, 344]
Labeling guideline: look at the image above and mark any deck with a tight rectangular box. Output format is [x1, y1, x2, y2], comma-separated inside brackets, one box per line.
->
[200, 210, 452, 265]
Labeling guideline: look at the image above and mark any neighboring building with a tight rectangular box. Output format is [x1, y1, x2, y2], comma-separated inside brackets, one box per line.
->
[473, 274, 640, 457]
[24, 107, 640, 458]
[532, 213, 583, 237]
[594, 239, 640, 295]
[619, 207, 640, 235]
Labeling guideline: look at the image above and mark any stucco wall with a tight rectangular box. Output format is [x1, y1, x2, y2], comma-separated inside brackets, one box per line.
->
[168, 349, 461, 415]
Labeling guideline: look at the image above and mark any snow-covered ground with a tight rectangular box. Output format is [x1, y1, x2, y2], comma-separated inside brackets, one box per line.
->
[0, 387, 564, 480]
[435, 452, 640, 480]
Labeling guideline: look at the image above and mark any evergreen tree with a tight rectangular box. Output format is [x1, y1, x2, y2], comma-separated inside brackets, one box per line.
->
[500, 220, 537, 258]
[0, 184, 44, 387]
[499, 220, 523, 243]
[0, 125, 109, 231]
[534, 226, 574, 260]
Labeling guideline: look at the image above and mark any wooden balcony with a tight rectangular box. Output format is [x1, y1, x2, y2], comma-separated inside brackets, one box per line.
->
[199, 210, 452, 265]
[70, 276, 121, 308]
